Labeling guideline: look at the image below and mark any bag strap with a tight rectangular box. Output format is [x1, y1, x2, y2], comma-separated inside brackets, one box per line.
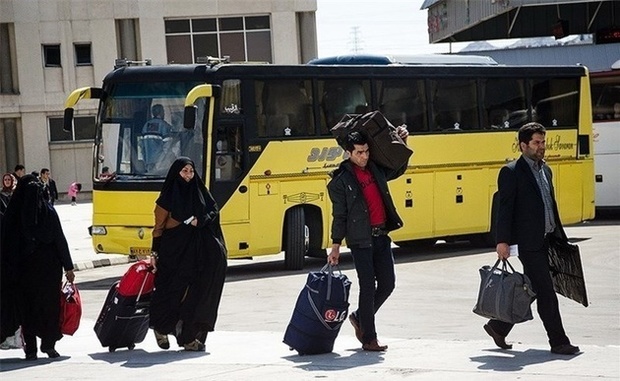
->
[135, 267, 152, 303]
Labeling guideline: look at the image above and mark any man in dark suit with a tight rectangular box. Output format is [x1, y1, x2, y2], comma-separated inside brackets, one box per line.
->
[483, 122, 579, 355]
[40, 168, 58, 205]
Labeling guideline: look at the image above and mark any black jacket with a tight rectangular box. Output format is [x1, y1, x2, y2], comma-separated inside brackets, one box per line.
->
[328, 160, 405, 248]
[495, 156, 567, 251]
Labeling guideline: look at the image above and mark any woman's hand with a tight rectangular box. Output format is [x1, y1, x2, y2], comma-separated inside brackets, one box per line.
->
[65, 270, 75, 283]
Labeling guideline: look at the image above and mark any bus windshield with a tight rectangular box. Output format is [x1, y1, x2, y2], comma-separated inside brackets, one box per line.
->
[97, 81, 206, 180]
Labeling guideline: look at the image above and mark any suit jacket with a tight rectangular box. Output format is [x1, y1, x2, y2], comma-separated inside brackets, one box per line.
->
[495, 156, 567, 252]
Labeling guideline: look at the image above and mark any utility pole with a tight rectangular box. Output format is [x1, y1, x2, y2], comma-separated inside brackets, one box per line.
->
[349, 26, 364, 53]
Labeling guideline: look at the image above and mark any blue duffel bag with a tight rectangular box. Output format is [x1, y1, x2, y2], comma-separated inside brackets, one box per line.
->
[283, 264, 351, 355]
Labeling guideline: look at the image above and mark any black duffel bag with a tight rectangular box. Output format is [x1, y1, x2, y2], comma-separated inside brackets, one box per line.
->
[331, 111, 413, 170]
[473, 259, 536, 324]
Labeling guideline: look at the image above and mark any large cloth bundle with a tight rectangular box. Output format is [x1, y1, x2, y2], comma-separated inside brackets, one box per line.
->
[283, 265, 351, 355]
[473, 259, 536, 324]
[331, 111, 413, 170]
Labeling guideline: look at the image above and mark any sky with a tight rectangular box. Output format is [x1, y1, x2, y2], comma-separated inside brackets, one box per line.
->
[315, 0, 461, 57]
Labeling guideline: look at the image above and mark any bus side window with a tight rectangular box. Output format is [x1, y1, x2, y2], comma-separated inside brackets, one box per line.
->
[261, 80, 313, 137]
[430, 79, 478, 131]
[378, 79, 428, 132]
[321, 80, 370, 132]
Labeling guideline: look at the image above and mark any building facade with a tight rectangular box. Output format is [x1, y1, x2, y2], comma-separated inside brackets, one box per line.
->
[0, 0, 318, 196]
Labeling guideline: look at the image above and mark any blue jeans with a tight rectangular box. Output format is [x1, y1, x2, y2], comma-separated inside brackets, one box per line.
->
[350, 235, 396, 343]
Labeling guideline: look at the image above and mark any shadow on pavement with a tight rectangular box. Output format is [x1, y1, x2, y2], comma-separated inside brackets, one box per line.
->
[0, 355, 70, 371]
[283, 347, 384, 371]
[89, 348, 208, 368]
[470, 348, 582, 372]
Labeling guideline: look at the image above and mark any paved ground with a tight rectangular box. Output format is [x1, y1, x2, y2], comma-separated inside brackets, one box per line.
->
[0, 202, 618, 380]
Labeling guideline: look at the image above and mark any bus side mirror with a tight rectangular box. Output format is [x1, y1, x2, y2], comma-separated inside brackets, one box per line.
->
[63, 108, 74, 132]
[184, 106, 196, 129]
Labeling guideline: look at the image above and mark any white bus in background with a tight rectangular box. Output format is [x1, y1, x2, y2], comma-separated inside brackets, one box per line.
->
[591, 59, 620, 214]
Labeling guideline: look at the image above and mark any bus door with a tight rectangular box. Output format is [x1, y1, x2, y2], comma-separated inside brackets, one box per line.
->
[213, 121, 248, 219]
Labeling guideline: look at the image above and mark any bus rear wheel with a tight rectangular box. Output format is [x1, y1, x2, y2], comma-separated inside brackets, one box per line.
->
[284, 208, 308, 270]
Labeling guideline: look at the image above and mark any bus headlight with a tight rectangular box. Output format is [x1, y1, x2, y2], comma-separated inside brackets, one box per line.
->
[90, 226, 107, 235]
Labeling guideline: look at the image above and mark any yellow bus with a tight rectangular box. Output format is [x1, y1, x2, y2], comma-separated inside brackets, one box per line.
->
[64, 55, 595, 270]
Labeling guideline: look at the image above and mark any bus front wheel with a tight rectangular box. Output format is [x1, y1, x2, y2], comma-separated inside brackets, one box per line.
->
[284, 208, 308, 270]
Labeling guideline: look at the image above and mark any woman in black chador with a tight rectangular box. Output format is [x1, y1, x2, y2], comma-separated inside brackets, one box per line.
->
[149, 157, 227, 351]
[1, 174, 75, 360]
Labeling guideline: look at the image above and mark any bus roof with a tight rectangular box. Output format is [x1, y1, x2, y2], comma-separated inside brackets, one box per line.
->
[307, 54, 498, 66]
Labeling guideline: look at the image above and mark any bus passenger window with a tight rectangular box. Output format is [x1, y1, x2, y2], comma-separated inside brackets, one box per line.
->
[320, 79, 370, 133]
[530, 78, 579, 128]
[257, 80, 313, 137]
[482, 78, 527, 130]
[377, 79, 428, 132]
[430, 79, 478, 131]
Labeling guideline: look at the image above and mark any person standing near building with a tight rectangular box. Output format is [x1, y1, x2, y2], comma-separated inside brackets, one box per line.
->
[326, 128, 409, 352]
[0, 173, 16, 215]
[149, 157, 227, 352]
[12, 164, 25, 180]
[483, 122, 579, 355]
[67, 182, 81, 206]
[40, 168, 58, 205]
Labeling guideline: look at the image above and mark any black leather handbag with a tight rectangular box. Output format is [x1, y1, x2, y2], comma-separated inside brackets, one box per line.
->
[473, 259, 536, 324]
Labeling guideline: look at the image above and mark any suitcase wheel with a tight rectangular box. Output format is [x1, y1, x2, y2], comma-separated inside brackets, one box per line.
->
[128, 344, 135, 350]
[108, 346, 116, 353]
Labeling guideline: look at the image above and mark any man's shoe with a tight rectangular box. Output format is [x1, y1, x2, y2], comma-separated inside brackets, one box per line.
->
[362, 339, 388, 352]
[154, 330, 170, 350]
[349, 313, 363, 344]
[483, 324, 512, 350]
[183, 339, 206, 352]
[42, 349, 60, 358]
[551, 344, 580, 355]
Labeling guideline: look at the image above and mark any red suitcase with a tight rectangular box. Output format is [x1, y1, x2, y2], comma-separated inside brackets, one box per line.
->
[117, 260, 155, 297]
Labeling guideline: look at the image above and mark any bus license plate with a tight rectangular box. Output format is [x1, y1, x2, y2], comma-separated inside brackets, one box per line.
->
[130, 247, 151, 257]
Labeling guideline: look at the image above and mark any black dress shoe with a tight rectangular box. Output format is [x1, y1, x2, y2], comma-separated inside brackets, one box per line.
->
[24, 353, 37, 361]
[42, 349, 60, 358]
[348, 313, 363, 344]
[551, 344, 580, 355]
[483, 324, 512, 350]
[362, 339, 388, 352]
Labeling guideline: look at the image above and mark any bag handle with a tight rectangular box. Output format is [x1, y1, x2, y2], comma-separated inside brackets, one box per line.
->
[491, 258, 517, 274]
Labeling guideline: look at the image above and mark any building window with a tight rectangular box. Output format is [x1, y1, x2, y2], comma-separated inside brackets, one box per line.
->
[75, 43, 92, 65]
[164, 15, 272, 64]
[116, 19, 140, 61]
[49, 116, 95, 142]
[43, 44, 61, 67]
[1, 23, 19, 94]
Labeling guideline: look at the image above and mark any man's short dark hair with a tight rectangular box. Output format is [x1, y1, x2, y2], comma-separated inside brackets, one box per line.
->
[518, 122, 546, 146]
[343, 131, 367, 153]
[41, 168, 50, 175]
[102, 166, 110, 173]
[14, 164, 25, 172]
